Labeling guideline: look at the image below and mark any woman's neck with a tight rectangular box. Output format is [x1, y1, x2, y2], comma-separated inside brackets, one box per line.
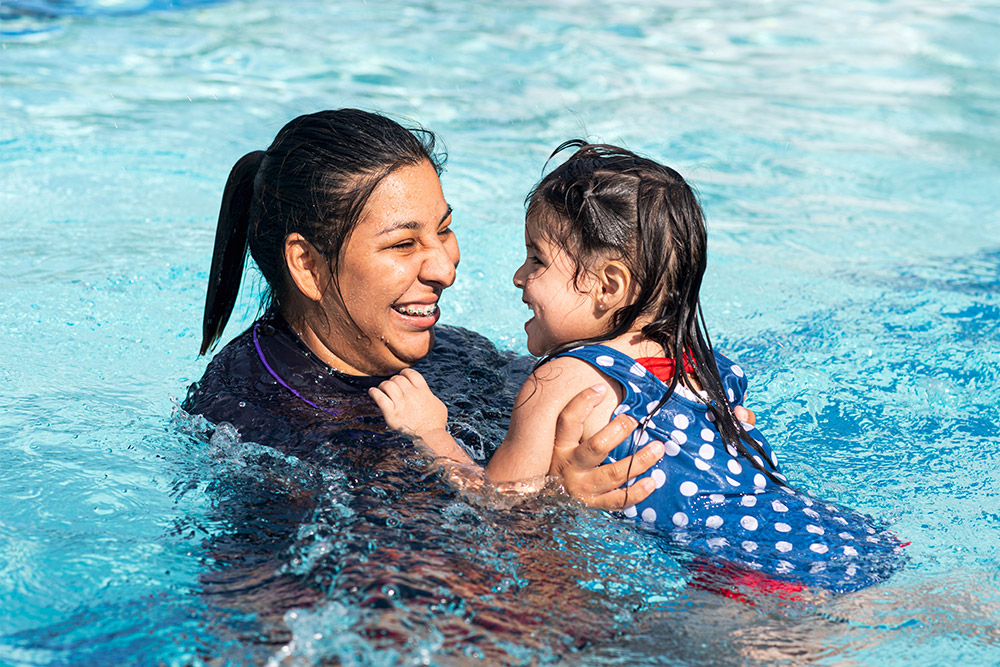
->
[282, 306, 373, 377]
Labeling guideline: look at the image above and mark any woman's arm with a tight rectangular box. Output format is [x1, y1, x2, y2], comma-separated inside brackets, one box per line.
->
[372, 367, 755, 510]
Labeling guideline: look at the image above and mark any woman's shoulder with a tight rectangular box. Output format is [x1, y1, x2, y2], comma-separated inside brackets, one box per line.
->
[419, 324, 533, 392]
[182, 322, 258, 418]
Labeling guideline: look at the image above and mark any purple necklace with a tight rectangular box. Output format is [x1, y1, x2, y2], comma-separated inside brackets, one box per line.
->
[252, 321, 341, 416]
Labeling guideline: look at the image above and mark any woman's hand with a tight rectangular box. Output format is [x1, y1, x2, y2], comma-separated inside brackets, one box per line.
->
[734, 406, 755, 427]
[548, 388, 758, 511]
[369, 368, 448, 439]
[547, 386, 660, 510]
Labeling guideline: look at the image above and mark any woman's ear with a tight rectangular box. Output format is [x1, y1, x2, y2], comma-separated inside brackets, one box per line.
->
[595, 259, 633, 311]
[284, 233, 330, 303]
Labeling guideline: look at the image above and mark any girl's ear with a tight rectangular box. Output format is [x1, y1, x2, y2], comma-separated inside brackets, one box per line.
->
[284, 233, 330, 303]
[594, 259, 633, 311]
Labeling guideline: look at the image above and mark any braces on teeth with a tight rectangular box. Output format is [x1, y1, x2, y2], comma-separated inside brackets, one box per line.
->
[395, 304, 437, 316]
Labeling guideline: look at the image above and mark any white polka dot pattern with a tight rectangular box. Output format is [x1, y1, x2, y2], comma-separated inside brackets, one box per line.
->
[557, 343, 907, 593]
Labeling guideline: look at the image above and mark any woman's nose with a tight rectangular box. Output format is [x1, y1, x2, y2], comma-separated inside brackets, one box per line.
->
[421, 239, 458, 287]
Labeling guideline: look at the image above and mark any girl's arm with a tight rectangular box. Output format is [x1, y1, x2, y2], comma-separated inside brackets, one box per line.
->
[369, 368, 475, 465]
[484, 356, 620, 482]
[371, 365, 754, 503]
[371, 358, 619, 483]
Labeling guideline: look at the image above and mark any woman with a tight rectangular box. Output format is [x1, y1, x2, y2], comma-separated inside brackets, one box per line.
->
[182, 109, 751, 660]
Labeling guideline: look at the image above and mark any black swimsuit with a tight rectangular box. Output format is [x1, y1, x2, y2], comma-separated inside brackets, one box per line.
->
[183, 309, 531, 459]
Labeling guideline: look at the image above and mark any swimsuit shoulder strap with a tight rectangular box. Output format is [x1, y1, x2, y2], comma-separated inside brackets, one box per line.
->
[554, 344, 658, 409]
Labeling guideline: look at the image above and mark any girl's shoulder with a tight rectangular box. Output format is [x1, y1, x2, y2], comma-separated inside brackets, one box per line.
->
[518, 352, 624, 414]
[508, 353, 622, 442]
[712, 351, 748, 380]
[711, 351, 750, 402]
[552, 343, 647, 378]
[527, 352, 614, 389]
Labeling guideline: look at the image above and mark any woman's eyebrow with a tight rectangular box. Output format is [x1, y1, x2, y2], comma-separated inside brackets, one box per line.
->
[377, 220, 422, 235]
[377, 205, 453, 236]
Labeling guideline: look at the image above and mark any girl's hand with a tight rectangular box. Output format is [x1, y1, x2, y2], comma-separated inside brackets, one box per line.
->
[369, 368, 448, 438]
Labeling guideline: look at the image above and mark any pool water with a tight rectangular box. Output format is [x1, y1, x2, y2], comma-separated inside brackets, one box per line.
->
[2, 0, 999, 663]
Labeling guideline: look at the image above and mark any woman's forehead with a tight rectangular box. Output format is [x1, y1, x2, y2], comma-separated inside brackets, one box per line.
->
[358, 160, 449, 234]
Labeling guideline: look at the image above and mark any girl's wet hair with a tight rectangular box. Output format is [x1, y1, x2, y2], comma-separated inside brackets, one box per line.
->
[528, 140, 781, 483]
[199, 109, 444, 355]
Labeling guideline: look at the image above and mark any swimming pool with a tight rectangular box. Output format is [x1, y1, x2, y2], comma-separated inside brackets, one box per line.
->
[2, 0, 998, 663]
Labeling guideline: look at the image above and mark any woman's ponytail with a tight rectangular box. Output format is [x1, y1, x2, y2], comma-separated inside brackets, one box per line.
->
[199, 150, 264, 355]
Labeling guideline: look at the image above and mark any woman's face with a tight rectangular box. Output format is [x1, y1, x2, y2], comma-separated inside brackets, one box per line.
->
[321, 159, 460, 376]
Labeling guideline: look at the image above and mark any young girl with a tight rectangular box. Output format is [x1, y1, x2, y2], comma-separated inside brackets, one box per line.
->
[371, 141, 905, 593]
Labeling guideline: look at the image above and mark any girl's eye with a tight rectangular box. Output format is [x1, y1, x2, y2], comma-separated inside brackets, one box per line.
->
[390, 239, 416, 250]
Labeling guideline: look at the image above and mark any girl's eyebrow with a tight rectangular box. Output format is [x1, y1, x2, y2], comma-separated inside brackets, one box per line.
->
[377, 205, 453, 236]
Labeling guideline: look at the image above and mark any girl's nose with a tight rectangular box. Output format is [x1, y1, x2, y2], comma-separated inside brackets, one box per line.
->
[512, 261, 528, 288]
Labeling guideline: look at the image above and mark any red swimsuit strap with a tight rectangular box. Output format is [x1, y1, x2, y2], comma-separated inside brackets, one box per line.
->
[635, 354, 696, 383]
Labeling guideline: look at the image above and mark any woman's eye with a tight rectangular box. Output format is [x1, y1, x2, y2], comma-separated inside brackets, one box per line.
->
[390, 240, 416, 250]
[438, 226, 453, 237]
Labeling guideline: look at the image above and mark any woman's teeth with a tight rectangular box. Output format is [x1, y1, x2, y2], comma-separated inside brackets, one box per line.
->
[394, 303, 438, 317]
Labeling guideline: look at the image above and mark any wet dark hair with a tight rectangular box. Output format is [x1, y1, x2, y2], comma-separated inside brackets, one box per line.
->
[199, 109, 444, 355]
[528, 140, 782, 483]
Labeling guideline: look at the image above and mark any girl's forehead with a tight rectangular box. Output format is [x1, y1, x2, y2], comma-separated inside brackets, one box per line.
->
[524, 211, 556, 241]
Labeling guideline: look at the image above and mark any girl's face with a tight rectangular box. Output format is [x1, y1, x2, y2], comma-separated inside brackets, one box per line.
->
[319, 159, 460, 375]
[512, 217, 604, 356]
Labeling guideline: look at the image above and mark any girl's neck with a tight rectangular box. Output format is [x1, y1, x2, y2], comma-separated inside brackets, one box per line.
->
[595, 329, 664, 359]
[594, 330, 703, 391]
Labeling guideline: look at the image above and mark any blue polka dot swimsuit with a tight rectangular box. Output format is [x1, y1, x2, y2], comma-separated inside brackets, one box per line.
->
[557, 344, 906, 593]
